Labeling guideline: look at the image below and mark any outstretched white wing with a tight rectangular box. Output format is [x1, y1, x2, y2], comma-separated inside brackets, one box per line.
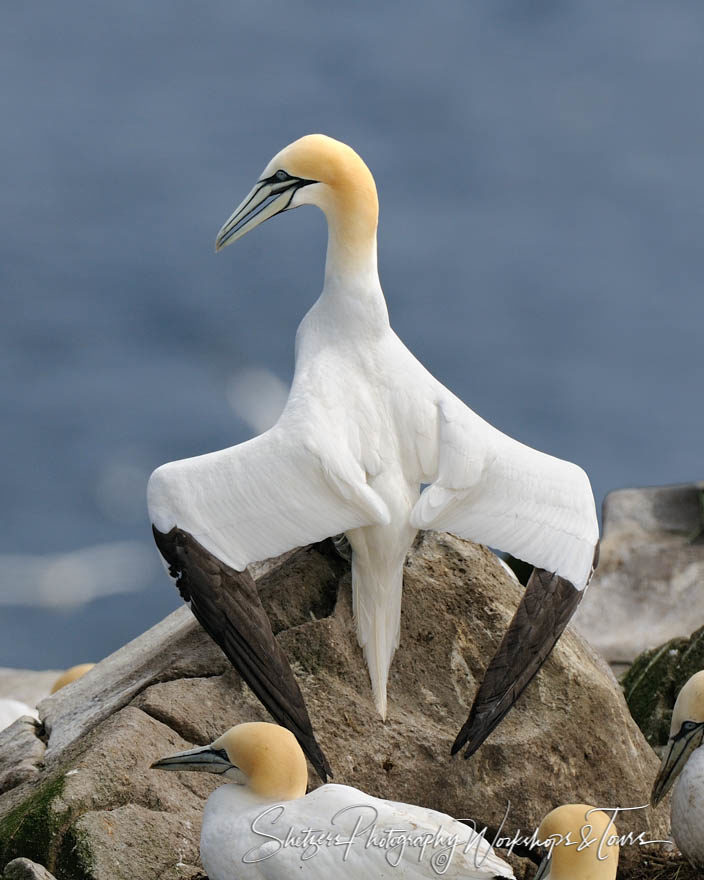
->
[147, 424, 390, 573]
[411, 395, 598, 589]
[148, 422, 391, 781]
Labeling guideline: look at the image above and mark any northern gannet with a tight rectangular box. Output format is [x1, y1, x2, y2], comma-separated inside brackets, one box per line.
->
[651, 669, 704, 867]
[147, 134, 599, 779]
[152, 720, 514, 879]
[535, 804, 619, 879]
[0, 698, 38, 732]
[50, 663, 95, 694]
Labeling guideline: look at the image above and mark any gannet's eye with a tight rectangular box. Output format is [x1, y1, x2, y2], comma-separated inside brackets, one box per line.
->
[275, 170, 289, 182]
[682, 721, 699, 732]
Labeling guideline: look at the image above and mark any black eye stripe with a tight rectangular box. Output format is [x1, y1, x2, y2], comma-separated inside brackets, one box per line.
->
[259, 169, 293, 184]
[256, 169, 318, 192]
[674, 720, 704, 741]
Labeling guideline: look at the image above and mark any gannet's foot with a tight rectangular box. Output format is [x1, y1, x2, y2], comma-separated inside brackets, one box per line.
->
[332, 533, 352, 561]
[688, 488, 704, 544]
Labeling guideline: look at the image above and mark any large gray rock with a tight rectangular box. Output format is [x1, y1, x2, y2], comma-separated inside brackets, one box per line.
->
[574, 483, 704, 664]
[0, 534, 666, 879]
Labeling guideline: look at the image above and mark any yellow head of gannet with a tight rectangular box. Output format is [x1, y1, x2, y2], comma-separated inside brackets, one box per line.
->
[152, 721, 308, 800]
[535, 804, 619, 880]
[50, 663, 95, 694]
[215, 134, 378, 269]
[652, 669, 704, 806]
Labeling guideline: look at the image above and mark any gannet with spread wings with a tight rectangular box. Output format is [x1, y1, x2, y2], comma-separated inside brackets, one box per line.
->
[147, 134, 599, 781]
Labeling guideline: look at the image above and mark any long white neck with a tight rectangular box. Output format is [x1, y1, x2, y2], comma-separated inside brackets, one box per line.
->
[318, 203, 389, 332]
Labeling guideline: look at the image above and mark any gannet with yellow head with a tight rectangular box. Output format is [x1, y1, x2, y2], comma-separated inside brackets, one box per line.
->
[148, 134, 599, 779]
[535, 804, 619, 880]
[153, 720, 514, 880]
[652, 669, 704, 867]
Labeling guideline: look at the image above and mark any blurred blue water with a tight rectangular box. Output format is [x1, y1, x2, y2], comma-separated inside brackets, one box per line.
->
[2, 1, 703, 668]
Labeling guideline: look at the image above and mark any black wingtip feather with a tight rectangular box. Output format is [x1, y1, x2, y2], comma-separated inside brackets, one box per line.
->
[453, 563, 587, 760]
[152, 524, 333, 782]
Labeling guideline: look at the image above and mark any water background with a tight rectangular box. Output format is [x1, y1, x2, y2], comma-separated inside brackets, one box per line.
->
[2, 1, 703, 668]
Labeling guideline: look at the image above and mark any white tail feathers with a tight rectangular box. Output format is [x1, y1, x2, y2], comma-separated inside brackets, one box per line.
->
[352, 557, 403, 720]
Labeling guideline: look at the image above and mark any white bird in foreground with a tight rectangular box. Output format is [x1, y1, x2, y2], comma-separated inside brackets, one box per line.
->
[534, 804, 619, 879]
[153, 720, 514, 880]
[0, 698, 38, 732]
[651, 669, 704, 867]
[147, 134, 599, 780]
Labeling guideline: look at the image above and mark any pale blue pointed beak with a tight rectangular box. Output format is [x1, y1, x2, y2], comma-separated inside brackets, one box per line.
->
[215, 172, 314, 251]
[652, 720, 704, 805]
[151, 743, 235, 775]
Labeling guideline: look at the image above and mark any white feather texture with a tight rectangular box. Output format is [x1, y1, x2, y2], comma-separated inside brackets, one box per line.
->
[200, 783, 514, 880]
[410, 397, 598, 590]
[672, 746, 704, 868]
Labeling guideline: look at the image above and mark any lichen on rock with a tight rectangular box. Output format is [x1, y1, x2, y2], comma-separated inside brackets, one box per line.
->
[622, 625, 704, 750]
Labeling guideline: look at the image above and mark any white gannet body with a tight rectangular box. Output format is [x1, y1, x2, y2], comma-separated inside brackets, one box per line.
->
[148, 134, 598, 778]
[535, 804, 619, 880]
[153, 721, 514, 880]
[652, 669, 704, 867]
[0, 698, 38, 732]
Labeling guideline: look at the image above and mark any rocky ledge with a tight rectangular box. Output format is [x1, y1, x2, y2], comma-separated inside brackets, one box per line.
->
[0, 532, 667, 879]
[574, 482, 704, 667]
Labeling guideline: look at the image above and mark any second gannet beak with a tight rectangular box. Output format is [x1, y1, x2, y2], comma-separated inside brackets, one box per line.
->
[533, 853, 550, 880]
[151, 743, 237, 776]
[215, 169, 315, 252]
[651, 719, 704, 805]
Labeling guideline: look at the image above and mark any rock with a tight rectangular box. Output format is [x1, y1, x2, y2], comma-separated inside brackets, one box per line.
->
[0, 534, 666, 878]
[622, 625, 704, 750]
[2, 858, 58, 880]
[0, 718, 45, 795]
[574, 483, 704, 664]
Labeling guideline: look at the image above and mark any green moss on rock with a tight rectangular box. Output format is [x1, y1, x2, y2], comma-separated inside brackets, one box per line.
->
[54, 824, 94, 880]
[622, 626, 704, 748]
[0, 775, 93, 880]
[0, 776, 66, 870]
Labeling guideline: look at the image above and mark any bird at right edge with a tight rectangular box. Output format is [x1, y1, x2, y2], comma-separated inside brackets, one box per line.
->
[147, 134, 599, 781]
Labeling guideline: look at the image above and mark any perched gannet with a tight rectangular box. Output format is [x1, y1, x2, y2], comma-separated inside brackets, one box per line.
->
[535, 804, 619, 880]
[651, 669, 704, 867]
[50, 662, 95, 694]
[148, 134, 599, 779]
[0, 698, 38, 731]
[153, 721, 514, 879]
